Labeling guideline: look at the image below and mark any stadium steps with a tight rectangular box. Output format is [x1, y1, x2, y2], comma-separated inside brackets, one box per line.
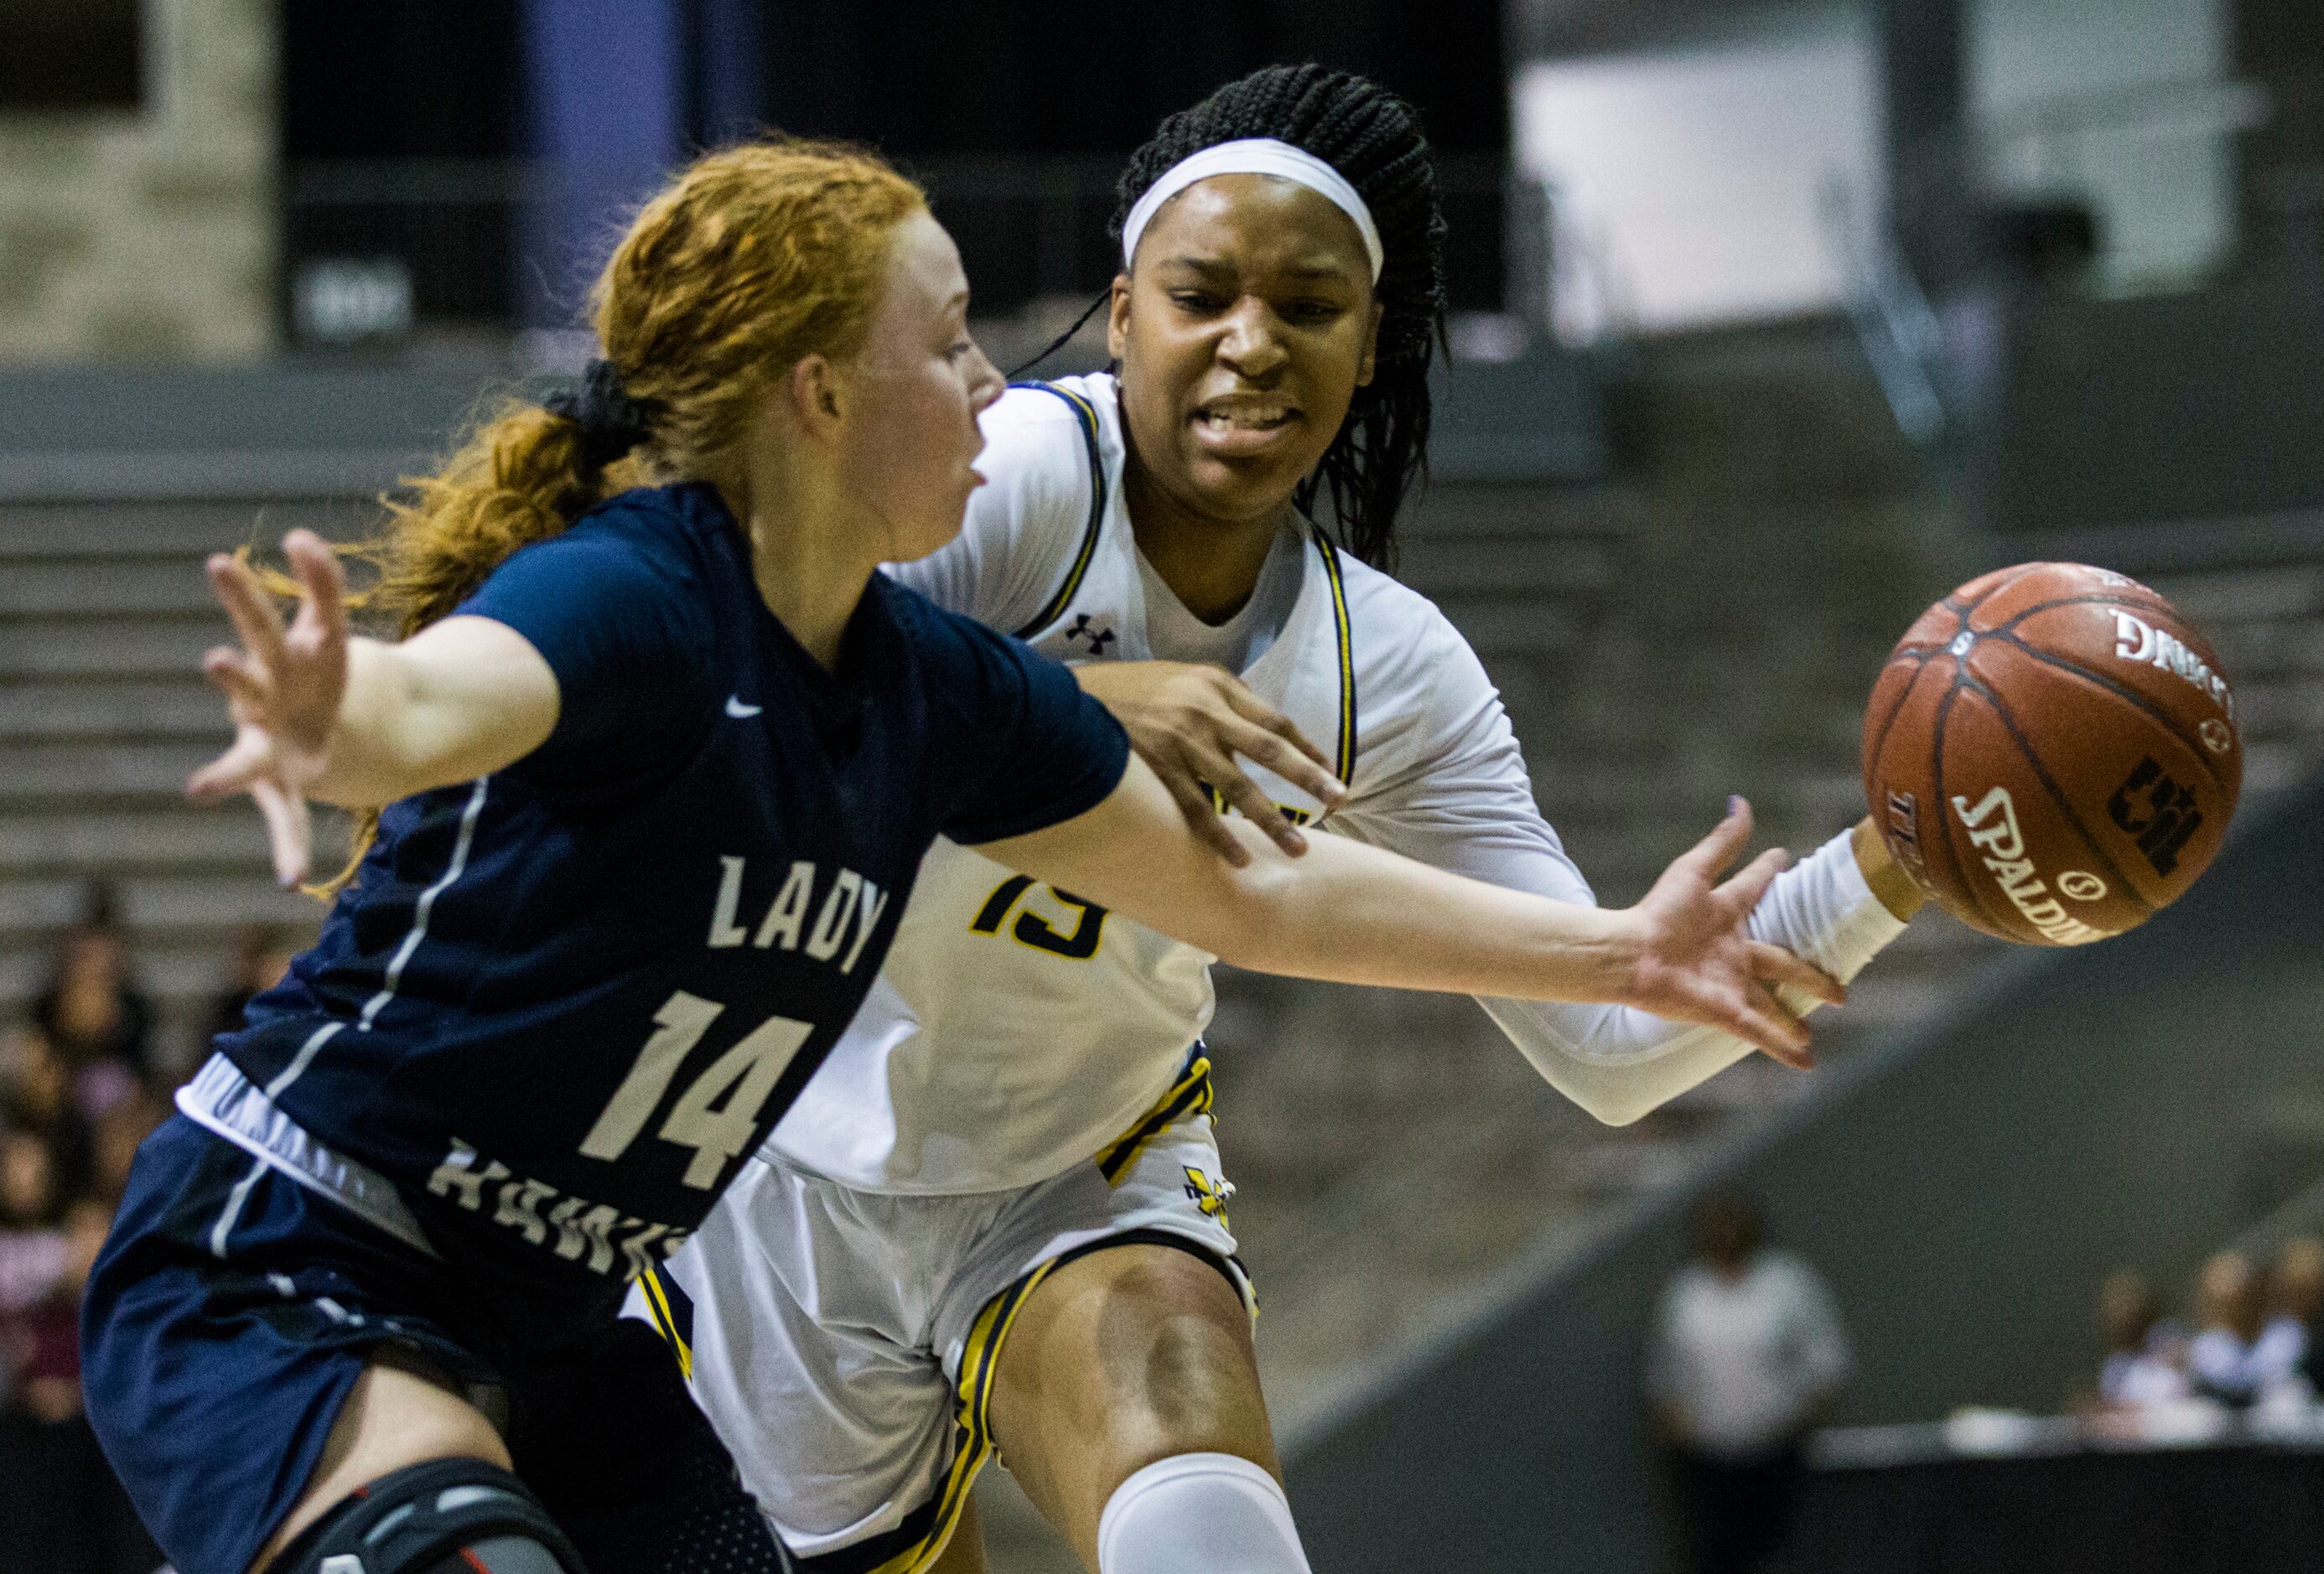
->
[0, 498, 358, 1068]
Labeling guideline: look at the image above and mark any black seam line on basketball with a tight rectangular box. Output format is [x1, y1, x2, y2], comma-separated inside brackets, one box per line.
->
[1963, 563, 2049, 621]
[1991, 592, 2178, 636]
[1867, 650, 1935, 779]
[1961, 672, 2155, 917]
[1984, 630, 2233, 794]
[1931, 678, 2025, 939]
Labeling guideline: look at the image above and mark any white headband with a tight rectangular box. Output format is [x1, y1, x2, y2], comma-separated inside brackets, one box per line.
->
[1119, 137, 1384, 282]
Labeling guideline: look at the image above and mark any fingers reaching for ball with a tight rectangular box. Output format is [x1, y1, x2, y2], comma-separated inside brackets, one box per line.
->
[1621, 797, 1855, 1070]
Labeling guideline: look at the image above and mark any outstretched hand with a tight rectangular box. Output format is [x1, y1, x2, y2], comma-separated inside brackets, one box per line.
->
[188, 530, 350, 888]
[1617, 797, 1844, 1068]
[1074, 661, 1346, 865]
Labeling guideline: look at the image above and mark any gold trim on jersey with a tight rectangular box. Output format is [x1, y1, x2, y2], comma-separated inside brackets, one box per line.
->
[635, 1264, 693, 1382]
[1009, 381, 1109, 640]
[1310, 525, 1359, 786]
[1092, 1054, 1216, 1187]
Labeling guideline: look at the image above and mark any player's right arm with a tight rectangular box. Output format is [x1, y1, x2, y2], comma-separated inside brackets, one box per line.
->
[978, 756, 1840, 1063]
[189, 531, 561, 884]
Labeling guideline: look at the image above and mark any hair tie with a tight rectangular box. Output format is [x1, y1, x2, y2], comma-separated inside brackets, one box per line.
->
[545, 359, 656, 469]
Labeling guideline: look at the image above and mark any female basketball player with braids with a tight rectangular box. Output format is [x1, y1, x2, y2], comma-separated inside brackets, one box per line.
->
[80, 137, 1828, 1574]
[651, 67, 1928, 1574]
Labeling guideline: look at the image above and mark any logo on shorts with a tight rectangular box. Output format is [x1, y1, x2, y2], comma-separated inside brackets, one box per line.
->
[2107, 757, 2203, 878]
[1183, 1166, 1233, 1223]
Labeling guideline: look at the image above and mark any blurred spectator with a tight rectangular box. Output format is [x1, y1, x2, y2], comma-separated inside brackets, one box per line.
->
[0, 1026, 96, 1202]
[2256, 1236, 2323, 1390]
[2188, 1251, 2299, 1407]
[0, 1121, 150, 1574]
[0, 1126, 101, 1425]
[2093, 1269, 2191, 1410]
[86, 1089, 165, 1210]
[1651, 1192, 1850, 1574]
[205, 924, 298, 1048]
[32, 882, 154, 1083]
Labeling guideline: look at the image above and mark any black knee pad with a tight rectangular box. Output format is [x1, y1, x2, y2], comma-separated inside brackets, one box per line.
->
[265, 1458, 588, 1574]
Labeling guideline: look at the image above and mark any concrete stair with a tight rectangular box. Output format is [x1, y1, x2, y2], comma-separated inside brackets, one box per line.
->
[0, 499, 359, 1069]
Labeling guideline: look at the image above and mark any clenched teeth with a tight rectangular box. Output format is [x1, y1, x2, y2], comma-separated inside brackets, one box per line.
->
[1196, 406, 1294, 431]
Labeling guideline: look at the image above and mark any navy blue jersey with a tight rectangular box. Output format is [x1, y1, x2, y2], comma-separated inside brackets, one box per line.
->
[217, 482, 1127, 1285]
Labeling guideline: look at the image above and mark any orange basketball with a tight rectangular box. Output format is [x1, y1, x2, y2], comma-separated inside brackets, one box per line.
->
[1861, 563, 2242, 945]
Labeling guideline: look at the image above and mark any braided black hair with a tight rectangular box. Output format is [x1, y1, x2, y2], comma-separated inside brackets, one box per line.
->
[1121, 65, 1449, 567]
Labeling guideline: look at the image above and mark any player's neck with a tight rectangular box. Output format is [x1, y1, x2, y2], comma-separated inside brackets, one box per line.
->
[1123, 453, 1293, 625]
[712, 464, 884, 672]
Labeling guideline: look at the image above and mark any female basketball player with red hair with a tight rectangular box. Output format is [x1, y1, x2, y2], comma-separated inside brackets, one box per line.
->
[80, 137, 1830, 1574]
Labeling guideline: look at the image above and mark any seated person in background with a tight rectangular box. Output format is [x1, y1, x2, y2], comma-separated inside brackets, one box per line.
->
[33, 879, 155, 1085]
[0, 1124, 104, 1426]
[2189, 1250, 2299, 1406]
[2093, 1269, 2190, 1410]
[86, 1088, 167, 1210]
[2257, 1236, 2322, 1392]
[0, 1026, 95, 1202]
[204, 923, 300, 1051]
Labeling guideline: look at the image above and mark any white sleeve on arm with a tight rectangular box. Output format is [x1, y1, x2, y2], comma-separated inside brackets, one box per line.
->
[883, 389, 1094, 631]
[1328, 615, 1907, 1127]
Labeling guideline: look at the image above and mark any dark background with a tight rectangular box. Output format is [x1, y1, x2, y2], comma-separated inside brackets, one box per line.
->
[278, 0, 1510, 322]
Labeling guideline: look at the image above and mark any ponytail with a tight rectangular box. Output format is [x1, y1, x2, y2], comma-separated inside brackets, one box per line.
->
[292, 137, 928, 890]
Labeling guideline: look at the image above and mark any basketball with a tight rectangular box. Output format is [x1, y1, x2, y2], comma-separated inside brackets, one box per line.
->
[1862, 563, 2243, 945]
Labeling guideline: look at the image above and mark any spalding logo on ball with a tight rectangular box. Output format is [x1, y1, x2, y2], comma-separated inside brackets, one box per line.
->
[1862, 562, 2241, 945]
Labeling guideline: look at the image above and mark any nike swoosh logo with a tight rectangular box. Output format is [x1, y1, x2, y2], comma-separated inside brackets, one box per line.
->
[725, 696, 763, 718]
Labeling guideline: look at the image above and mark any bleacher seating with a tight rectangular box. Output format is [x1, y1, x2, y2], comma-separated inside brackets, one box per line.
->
[0, 500, 362, 1073]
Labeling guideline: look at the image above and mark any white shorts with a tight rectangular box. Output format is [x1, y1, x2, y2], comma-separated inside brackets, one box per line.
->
[628, 1055, 1249, 1573]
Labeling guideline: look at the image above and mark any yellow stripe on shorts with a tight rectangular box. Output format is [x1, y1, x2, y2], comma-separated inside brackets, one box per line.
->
[636, 1265, 693, 1382]
[1092, 1055, 1216, 1186]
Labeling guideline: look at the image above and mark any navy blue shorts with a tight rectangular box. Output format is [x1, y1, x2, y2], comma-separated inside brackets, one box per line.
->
[83, 1117, 764, 1574]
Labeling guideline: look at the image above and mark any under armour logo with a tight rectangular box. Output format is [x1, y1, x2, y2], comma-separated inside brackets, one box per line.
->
[1063, 614, 1117, 655]
[2107, 756, 2203, 877]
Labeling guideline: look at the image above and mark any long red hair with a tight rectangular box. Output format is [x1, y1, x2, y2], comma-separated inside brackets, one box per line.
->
[308, 137, 927, 888]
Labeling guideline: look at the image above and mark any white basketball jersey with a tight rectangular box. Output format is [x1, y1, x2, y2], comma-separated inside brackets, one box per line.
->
[767, 374, 1907, 1190]
[771, 374, 1496, 1193]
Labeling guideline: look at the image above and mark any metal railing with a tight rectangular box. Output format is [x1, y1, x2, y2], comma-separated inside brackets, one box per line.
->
[1819, 176, 1948, 445]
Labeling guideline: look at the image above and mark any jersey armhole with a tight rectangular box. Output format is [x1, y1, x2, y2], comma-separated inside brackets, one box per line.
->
[1007, 381, 1109, 639]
